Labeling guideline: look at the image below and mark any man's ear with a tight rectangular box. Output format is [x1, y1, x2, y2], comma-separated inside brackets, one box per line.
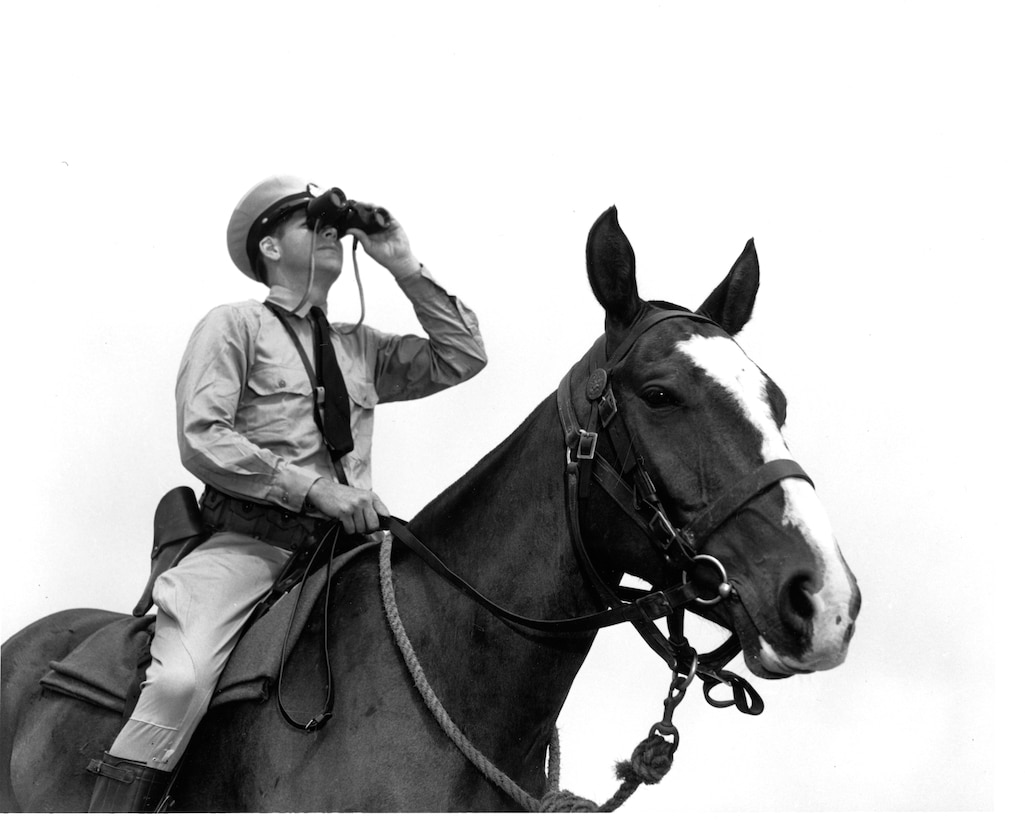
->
[258, 235, 281, 263]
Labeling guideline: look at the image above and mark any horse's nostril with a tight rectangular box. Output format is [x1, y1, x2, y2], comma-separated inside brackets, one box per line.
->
[782, 572, 817, 625]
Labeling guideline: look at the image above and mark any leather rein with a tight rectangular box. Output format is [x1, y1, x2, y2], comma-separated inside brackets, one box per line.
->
[384, 305, 815, 716]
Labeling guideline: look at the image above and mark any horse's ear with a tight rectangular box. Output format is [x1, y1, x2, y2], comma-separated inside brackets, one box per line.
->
[697, 238, 760, 334]
[586, 206, 642, 333]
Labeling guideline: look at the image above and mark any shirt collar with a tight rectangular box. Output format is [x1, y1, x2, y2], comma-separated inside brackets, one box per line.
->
[265, 284, 328, 319]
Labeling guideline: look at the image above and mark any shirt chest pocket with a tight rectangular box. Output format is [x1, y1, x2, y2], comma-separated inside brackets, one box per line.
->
[345, 379, 377, 411]
[247, 364, 313, 398]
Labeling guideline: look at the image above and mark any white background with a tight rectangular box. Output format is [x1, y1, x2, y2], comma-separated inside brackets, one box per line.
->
[2, 1, 1019, 815]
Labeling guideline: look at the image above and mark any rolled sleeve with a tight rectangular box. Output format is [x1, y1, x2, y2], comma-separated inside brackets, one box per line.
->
[371, 266, 487, 403]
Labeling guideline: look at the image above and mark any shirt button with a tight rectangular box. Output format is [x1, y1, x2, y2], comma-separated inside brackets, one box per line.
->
[278, 379, 286, 388]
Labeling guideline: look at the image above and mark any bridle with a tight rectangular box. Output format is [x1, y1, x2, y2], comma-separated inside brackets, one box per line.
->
[381, 304, 814, 716]
[554, 303, 814, 712]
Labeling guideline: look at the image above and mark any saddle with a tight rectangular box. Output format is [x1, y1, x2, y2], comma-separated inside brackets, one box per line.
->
[39, 487, 377, 717]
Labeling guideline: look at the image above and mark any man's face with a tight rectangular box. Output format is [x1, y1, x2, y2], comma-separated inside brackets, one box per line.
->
[271, 209, 345, 282]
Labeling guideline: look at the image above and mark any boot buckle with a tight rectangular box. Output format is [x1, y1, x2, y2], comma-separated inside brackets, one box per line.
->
[87, 758, 137, 784]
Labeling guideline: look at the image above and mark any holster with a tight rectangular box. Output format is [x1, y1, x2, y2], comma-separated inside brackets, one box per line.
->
[132, 487, 209, 617]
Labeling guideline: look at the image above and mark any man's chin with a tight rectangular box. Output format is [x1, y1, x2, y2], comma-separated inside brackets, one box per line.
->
[312, 256, 344, 277]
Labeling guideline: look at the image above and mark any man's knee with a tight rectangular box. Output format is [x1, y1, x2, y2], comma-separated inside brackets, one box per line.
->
[144, 663, 216, 719]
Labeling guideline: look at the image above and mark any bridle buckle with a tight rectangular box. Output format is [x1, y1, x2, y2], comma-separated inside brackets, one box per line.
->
[647, 508, 681, 553]
[636, 590, 673, 621]
[597, 390, 618, 427]
[575, 430, 598, 461]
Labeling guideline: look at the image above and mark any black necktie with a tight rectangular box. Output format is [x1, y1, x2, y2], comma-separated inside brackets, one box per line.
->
[310, 306, 354, 459]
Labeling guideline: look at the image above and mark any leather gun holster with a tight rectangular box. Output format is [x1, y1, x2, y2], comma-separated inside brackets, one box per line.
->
[132, 487, 209, 617]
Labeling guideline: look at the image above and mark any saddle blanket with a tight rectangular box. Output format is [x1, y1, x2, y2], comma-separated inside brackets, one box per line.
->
[39, 541, 377, 714]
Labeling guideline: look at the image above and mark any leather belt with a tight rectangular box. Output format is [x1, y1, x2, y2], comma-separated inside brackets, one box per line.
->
[200, 486, 326, 552]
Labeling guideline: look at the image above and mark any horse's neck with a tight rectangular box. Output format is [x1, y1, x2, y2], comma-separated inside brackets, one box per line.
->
[400, 392, 600, 773]
[411, 390, 595, 606]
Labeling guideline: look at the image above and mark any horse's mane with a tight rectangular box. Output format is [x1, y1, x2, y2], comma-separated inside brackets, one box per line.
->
[409, 392, 561, 542]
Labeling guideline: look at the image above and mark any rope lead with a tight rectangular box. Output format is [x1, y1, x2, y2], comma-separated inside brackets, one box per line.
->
[378, 536, 680, 812]
[538, 734, 677, 813]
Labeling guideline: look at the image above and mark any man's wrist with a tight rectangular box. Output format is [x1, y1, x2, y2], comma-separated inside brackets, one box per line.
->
[388, 256, 423, 281]
[306, 477, 327, 509]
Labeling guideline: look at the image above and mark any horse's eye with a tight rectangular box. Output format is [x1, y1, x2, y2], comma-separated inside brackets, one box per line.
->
[641, 387, 675, 408]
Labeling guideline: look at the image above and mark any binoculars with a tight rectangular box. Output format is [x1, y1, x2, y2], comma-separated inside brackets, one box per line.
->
[306, 188, 391, 236]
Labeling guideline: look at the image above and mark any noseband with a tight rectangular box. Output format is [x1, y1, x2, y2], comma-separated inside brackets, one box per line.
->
[555, 306, 813, 706]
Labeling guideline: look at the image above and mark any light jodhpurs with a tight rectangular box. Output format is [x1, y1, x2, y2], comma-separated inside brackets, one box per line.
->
[108, 531, 290, 770]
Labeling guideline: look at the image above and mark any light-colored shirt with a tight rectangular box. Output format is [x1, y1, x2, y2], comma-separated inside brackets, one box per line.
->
[176, 267, 487, 512]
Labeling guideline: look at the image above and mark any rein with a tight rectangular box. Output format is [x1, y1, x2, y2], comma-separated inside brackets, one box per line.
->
[379, 534, 698, 812]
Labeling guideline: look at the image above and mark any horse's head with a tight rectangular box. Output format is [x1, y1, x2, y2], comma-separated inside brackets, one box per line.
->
[577, 207, 860, 679]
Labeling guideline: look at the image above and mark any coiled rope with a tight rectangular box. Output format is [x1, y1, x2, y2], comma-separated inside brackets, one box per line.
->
[378, 535, 679, 812]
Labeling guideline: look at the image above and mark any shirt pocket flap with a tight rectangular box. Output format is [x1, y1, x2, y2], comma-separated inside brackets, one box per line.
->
[346, 379, 377, 409]
[248, 364, 313, 397]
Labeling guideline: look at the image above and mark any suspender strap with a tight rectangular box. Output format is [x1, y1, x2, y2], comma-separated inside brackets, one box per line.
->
[264, 302, 319, 395]
[264, 301, 349, 477]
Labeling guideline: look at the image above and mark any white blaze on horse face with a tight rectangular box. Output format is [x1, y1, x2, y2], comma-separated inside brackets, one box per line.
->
[674, 335, 856, 671]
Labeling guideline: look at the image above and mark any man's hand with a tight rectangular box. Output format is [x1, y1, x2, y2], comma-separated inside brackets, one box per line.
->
[347, 212, 421, 279]
[306, 478, 390, 535]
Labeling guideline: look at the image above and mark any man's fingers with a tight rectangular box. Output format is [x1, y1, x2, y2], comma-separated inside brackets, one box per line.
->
[338, 513, 356, 535]
[332, 488, 389, 534]
[351, 504, 377, 534]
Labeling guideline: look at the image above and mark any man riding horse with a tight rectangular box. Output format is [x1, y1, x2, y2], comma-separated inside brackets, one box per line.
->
[86, 176, 487, 811]
[3, 202, 860, 812]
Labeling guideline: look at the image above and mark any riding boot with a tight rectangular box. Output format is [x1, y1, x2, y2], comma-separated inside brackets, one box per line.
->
[86, 752, 173, 812]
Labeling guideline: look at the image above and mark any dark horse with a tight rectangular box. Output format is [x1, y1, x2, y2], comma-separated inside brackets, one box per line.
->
[1, 207, 860, 811]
